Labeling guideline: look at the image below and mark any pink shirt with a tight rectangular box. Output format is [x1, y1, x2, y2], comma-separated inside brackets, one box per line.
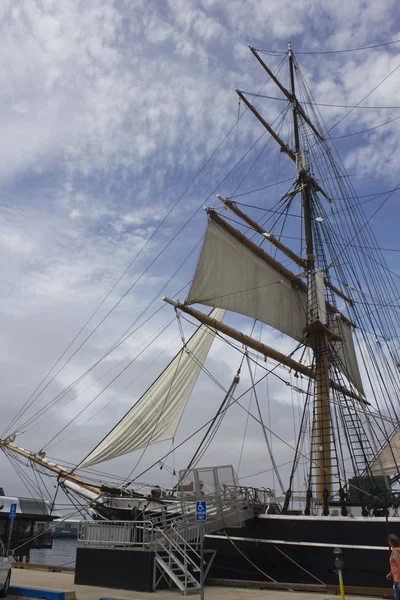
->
[390, 548, 400, 582]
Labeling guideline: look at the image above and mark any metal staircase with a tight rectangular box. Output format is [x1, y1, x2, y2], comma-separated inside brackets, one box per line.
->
[153, 524, 214, 594]
[78, 465, 257, 594]
[150, 465, 251, 594]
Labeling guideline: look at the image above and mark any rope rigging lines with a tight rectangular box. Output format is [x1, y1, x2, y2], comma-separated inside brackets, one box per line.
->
[256, 37, 400, 55]
[3, 42, 400, 511]
[4, 54, 294, 456]
[207, 48, 400, 500]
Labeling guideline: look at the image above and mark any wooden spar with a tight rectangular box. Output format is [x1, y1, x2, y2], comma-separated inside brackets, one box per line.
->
[327, 281, 353, 306]
[216, 195, 353, 306]
[249, 46, 293, 102]
[163, 297, 312, 375]
[0, 441, 101, 494]
[249, 46, 325, 143]
[237, 89, 332, 204]
[236, 90, 295, 161]
[163, 297, 367, 405]
[217, 194, 306, 269]
[209, 209, 307, 289]
[208, 209, 355, 326]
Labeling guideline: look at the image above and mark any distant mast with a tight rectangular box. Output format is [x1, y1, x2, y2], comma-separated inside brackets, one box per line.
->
[288, 41, 331, 510]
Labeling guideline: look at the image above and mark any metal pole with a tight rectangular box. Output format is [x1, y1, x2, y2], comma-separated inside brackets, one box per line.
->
[200, 522, 205, 600]
[6, 518, 13, 553]
[337, 568, 345, 600]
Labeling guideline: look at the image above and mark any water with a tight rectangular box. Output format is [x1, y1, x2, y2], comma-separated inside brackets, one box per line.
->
[30, 538, 78, 568]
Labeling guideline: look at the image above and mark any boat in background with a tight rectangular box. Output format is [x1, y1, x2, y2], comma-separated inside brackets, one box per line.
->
[0, 488, 55, 561]
[50, 519, 79, 539]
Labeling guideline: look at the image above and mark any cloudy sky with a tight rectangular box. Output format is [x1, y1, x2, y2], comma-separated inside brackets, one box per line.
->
[0, 0, 400, 507]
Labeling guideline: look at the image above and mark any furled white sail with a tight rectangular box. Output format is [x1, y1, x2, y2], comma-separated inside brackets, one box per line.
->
[370, 429, 400, 476]
[78, 308, 225, 469]
[187, 218, 364, 395]
[329, 314, 364, 396]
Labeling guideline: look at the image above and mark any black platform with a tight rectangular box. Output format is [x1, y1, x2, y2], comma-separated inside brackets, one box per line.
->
[75, 547, 156, 592]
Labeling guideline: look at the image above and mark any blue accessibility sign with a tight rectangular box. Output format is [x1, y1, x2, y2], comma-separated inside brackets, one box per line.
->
[9, 503, 17, 519]
[196, 500, 207, 521]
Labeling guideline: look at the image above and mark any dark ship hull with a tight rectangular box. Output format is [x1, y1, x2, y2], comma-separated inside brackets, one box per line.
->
[206, 514, 395, 589]
[90, 492, 396, 590]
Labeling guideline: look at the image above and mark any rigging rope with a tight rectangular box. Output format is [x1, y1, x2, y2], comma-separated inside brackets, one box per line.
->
[290, 55, 400, 483]
[6, 50, 291, 442]
[46, 330, 183, 451]
[120, 316, 186, 483]
[245, 353, 285, 493]
[44, 316, 177, 453]
[222, 532, 278, 583]
[237, 321, 258, 478]
[272, 544, 326, 585]
[324, 62, 400, 134]
[11, 244, 200, 438]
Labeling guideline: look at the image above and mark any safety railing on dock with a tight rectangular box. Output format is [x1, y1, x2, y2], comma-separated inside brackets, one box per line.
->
[78, 467, 262, 553]
[78, 519, 203, 550]
[78, 520, 155, 548]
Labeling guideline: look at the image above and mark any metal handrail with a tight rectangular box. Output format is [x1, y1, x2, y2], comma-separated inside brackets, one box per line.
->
[78, 520, 155, 548]
[156, 526, 201, 572]
[223, 484, 277, 505]
[170, 522, 202, 561]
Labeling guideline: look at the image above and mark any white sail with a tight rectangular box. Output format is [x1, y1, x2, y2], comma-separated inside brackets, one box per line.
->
[78, 308, 225, 469]
[369, 429, 400, 476]
[187, 218, 307, 340]
[187, 218, 364, 395]
[330, 314, 364, 395]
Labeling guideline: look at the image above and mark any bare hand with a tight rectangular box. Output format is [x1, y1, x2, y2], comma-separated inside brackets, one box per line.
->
[387, 573, 393, 581]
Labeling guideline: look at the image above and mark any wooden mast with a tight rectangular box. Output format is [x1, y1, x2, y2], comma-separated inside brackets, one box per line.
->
[288, 41, 331, 509]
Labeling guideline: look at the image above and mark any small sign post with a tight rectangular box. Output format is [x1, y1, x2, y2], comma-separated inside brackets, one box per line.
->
[7, 503, 17, 552]
[196, 501, 207, 600]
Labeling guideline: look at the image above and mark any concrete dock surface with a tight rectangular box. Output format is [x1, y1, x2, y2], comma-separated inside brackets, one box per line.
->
[8, 569, 386, 600]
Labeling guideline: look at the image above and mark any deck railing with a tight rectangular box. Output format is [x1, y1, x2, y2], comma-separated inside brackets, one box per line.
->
[77, 481, 265, 550]
[78, 520, 155, 548]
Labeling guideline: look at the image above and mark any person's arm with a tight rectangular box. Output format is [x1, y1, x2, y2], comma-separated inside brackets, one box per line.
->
[387, 554, 394, 580]
[394, 551, 400, 569]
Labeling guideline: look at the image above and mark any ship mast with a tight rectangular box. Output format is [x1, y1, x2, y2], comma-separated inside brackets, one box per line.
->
[162, 44, 366, 513]
[288, 41, 331, 509]
[288, 42, 313, 270]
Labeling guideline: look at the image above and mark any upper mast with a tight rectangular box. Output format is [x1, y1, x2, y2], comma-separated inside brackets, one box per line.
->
[288, 42, 314, 271]
[287, 41, 331, 512]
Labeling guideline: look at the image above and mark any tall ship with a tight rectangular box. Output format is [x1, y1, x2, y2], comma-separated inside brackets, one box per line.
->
[1, 42, 399, 590]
